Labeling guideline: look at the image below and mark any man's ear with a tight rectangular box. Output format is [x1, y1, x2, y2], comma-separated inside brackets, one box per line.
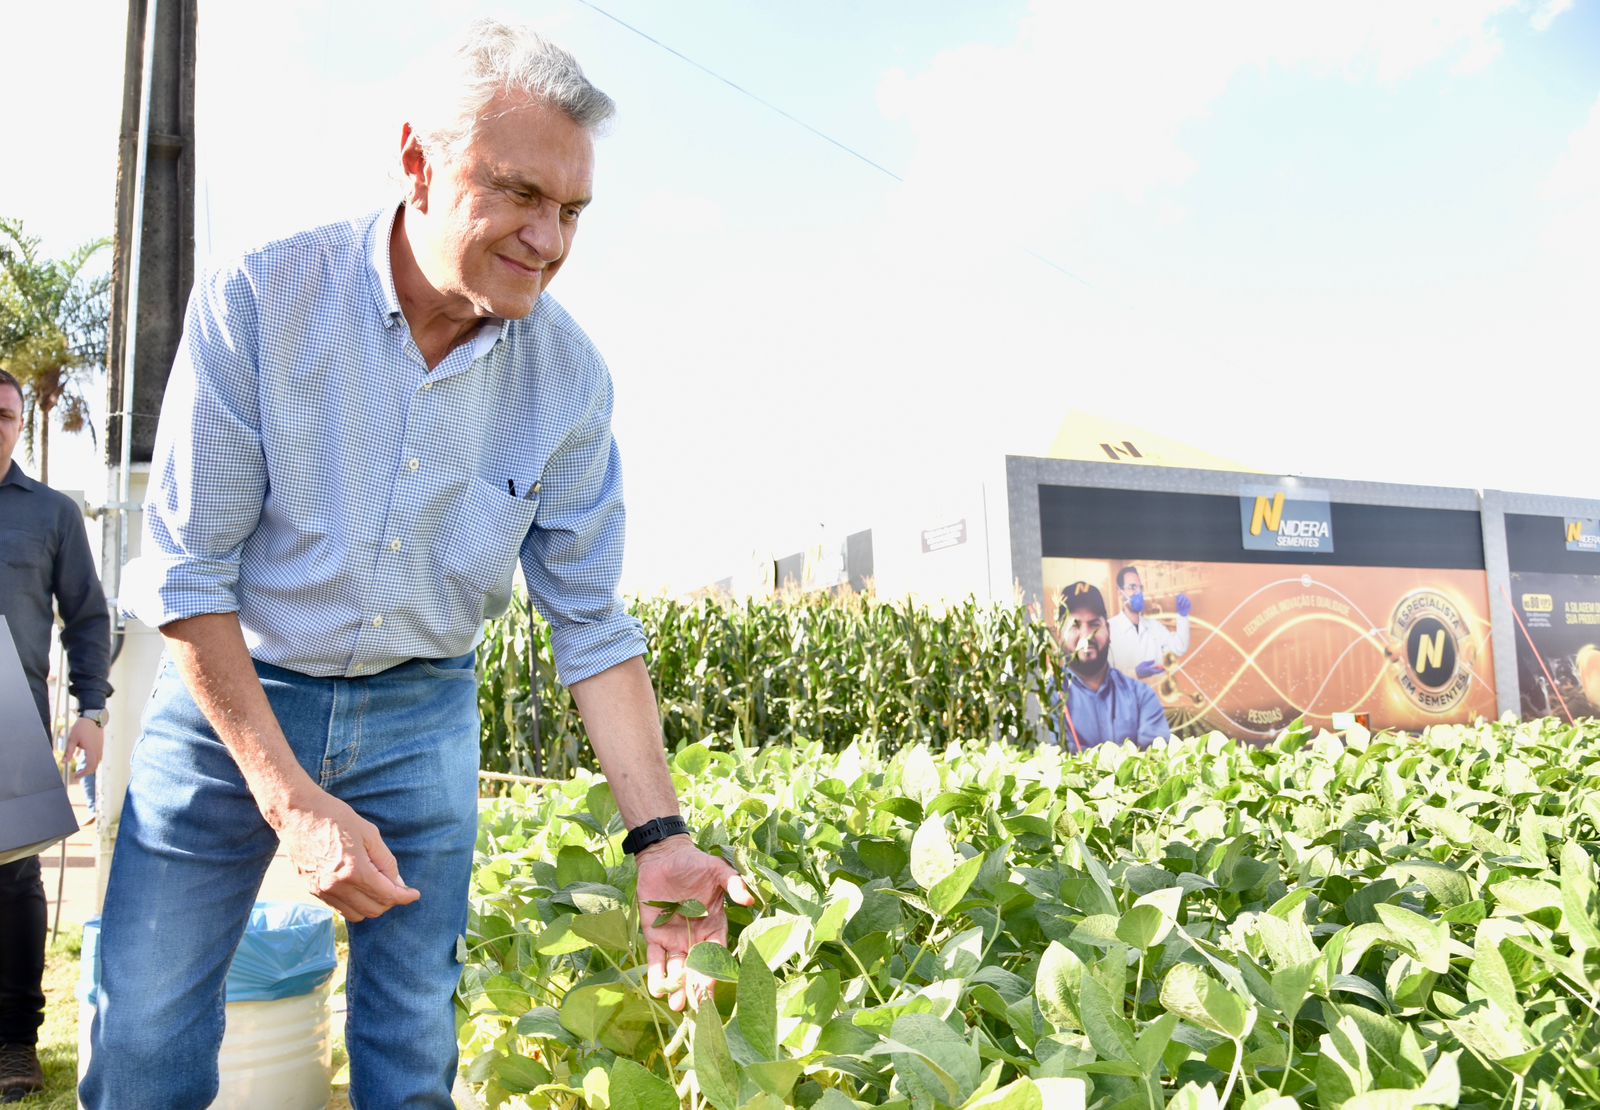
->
[400, 123, 432, 212]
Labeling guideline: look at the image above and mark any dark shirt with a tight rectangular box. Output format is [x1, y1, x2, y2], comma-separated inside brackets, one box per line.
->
[1052, 666, 1171, 749]
[0, 462, 111, 731]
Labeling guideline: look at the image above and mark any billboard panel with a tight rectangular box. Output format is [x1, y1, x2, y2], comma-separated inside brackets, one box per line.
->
[1508, 572, 1600, 718]
[1042, 558, 1496, 739]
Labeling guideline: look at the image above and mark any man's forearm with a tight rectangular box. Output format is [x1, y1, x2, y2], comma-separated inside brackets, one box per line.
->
[160, 612, 319, 827]
[569, 655, 680, 828]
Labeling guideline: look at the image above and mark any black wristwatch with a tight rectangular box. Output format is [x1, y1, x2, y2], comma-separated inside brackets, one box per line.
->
[623, 816, 690, 856]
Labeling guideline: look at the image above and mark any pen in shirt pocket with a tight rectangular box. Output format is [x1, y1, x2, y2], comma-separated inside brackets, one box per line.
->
[507, 479, 540, 500]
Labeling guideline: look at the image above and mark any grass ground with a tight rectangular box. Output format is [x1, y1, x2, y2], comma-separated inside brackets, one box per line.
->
[25, 927, 353, 1108]
[26, 926, 80, 1109]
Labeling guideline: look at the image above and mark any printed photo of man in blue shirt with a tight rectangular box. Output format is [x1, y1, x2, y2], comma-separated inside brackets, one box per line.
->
[1056, 581, 1171, 750]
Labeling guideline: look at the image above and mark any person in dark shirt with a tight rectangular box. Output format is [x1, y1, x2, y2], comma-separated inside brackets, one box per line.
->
[1053, 581, 1170, 750]
[0, 367, 111, 1099]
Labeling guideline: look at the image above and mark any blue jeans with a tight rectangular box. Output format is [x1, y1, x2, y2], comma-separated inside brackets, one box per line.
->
[81, 651, 481, 1109]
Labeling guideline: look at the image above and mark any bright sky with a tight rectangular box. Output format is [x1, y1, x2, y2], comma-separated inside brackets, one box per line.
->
[5, 0, 1598, 594]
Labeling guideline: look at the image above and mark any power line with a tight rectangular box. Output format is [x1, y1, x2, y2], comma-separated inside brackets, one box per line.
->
[569, 0, 1097, 289]
[570, 0, 904, 183]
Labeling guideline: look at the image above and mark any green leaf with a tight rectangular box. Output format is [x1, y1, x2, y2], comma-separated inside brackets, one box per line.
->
[854, 837, 909, 879]
[911, 816, 960, 890]
[1079, 963, 1137, 1061]
[532, 915, 592, 956]
[1374, 903, 1450, 975]
[884, 1012, 982, 1104]
[559, 979, 658, 1056]
[692, 1001, 742, 1110]
[738, 945, 779, 1060]
[686, 941, 741, 983]
[746, 1060, 804, 1099]
[608, 1058, 678, 1110]
[1115, 903, 1169, 950]
[1467, 931, 1525, 1022]
[1559, 840, 1600, 951]
[929, 852, 985, 917]
[1445, 1006, 1541, 1075]
[813, 881, 865, 945]
[492, 1053, 550, 1094]
[1035, 941, 1084, 1033]
[1317, 1015, 1372, 1106]
[901, 744, 944, 805]
[1385, 860, 1471, 909]
[484, 974, 533, 1017]
[674, 742, 712, 775]
[570, 907, 634, 953]
[739, 913, 814, 970]
[1269, 959, 1318, 1021]
[556, 844, 607, 888]
[585, 781, 619, 829]
[1134, 1011, 1179, 1074]
[1490, 877, 1563, 917]
[1159, 962, 1254, 1040]
[515, 1007, 574, 1044]
[961, 1077, 1044, 1110]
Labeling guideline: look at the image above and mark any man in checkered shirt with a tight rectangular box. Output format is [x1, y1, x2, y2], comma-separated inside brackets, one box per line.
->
[82, 21, 749, 1108]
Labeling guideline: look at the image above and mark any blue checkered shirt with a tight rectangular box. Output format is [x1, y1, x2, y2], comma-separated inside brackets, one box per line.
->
[123, 204, 646, 684]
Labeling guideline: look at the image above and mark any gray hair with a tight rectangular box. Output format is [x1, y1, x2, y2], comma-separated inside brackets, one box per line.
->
[411, 19, 616, 155]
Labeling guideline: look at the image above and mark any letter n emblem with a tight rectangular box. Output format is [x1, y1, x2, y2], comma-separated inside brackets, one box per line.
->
[1250, 494, 1285, 537]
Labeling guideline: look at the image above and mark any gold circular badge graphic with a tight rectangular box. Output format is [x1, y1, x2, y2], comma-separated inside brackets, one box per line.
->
[1386, 589, 1473, 714]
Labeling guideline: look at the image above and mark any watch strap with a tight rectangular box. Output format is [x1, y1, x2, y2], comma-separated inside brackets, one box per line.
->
[623, 815, 690, 856]
[80, 708, 108, 726]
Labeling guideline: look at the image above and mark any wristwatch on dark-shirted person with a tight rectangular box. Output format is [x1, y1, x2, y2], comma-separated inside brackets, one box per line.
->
[80, 708, 108, 728]
[622, 816, 690, 856]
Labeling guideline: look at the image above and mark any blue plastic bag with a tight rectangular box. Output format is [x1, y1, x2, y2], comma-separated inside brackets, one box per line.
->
[81, 901, 336, 1006]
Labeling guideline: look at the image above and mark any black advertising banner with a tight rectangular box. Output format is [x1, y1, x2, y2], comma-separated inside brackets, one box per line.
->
[1509, 571, 1600, 718]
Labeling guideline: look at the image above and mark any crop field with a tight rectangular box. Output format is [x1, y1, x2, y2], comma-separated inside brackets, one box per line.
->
[456, 717, 1600, 1108]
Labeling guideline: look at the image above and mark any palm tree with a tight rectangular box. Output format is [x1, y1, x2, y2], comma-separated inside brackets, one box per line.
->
[0, 218, 110, 484]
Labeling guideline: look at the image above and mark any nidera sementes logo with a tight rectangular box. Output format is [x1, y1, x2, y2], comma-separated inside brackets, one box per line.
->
[1388, 589, 1473, 713]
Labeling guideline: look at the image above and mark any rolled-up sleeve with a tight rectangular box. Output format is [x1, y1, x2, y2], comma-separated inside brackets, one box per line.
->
[52, 499, 112, 711]
[521, 369, 647, 685]
[121, 265, 267, 628]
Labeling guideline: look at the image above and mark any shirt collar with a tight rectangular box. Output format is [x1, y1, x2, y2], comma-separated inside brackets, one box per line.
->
[0, 461, 37, 490]
[366, 202, 406, 328]
[366, 202, 506, 358]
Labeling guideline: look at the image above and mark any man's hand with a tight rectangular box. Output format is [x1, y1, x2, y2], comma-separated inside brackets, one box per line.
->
[1176, 593, 1193, 618]
[1135, 660, 1166, 679]
[638, 837, 755, 1012]
[277, 788, 420, 923]
[64, 718, 103, 779]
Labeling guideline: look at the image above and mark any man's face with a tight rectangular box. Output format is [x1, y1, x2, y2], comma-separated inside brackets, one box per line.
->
[1118, 572, 1143, 610]
[0, 383, 21, 476]
[1063, 606, 1110, 676]
[409, 96, 595, 320]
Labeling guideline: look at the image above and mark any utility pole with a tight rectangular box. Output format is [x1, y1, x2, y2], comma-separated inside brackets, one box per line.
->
[97, 0, 197, 907]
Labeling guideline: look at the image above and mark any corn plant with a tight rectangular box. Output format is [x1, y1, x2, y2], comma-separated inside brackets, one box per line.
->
[477, 591, 1067, 776]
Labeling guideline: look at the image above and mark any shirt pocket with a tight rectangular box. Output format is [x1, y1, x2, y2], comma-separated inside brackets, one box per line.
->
[0, 528, 50, 587]
[442, 479, 541, 598]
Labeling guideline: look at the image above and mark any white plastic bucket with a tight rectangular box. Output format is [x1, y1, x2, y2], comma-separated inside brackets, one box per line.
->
[78, 981, 333, 1108]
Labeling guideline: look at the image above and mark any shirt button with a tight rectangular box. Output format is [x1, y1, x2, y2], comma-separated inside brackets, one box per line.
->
[422, 381, 434, 391]
[372, 615, 384, 628]
[388, 539, 402, 552]
[407, 458, 420, 472]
